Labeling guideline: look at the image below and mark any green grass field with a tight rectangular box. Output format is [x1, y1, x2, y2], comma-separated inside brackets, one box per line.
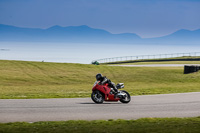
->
[0, 117, 200, 133]
[0, 60, 200, 99]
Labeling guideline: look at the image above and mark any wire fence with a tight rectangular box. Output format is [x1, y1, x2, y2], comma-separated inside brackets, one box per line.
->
[92, 52, 200, 64]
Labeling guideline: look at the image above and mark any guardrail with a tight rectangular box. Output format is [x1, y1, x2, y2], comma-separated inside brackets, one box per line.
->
[92, 52, 200, 64]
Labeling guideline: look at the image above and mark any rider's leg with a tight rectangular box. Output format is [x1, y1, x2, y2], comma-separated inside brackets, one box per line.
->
[110, 82, 118, 93]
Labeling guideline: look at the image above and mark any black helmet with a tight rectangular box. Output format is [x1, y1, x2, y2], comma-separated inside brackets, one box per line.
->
[96, 73, 103, 81]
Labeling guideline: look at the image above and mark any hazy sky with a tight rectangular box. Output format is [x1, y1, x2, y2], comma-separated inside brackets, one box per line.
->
[0, 0, 200, 38]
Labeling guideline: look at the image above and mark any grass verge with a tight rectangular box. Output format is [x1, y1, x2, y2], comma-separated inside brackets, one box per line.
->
[0, 60, 200, 99]
[0, 117, 200, 133]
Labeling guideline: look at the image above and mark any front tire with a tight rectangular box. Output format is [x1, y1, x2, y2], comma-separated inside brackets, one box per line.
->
[119, 90, 131, 103]
[91, 90, 104, 104]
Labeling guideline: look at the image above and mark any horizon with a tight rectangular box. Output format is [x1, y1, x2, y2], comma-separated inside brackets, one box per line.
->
[1, 23, 200, 39]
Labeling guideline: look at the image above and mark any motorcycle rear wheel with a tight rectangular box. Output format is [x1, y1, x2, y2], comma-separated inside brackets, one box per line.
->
[91, 90, 104, 104]
[119, 90, 131, 103]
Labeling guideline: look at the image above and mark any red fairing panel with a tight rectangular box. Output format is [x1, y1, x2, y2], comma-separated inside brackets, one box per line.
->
[92, 83, 119, 101]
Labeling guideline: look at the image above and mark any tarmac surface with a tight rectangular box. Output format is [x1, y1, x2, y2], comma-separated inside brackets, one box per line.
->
[109, 64, 200, 67]
[0, 92, 200, 123]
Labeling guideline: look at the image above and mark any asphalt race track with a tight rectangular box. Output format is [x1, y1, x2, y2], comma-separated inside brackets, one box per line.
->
[109, 64, 200, 67]
[0, 92, 200, 123]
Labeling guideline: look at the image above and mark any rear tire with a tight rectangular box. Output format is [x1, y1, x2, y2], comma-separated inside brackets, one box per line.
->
[119, 90, 131, 103]
[91, 90, 104, 104]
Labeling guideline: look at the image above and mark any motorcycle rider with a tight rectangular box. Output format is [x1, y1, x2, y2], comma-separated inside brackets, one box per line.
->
[95, 73, 118, 94]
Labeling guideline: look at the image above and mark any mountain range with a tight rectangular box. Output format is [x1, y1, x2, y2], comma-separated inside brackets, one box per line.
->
[0, 24, 199, 45]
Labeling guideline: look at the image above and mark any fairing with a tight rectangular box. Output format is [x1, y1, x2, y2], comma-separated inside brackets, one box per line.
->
[92, 83, 119, 101]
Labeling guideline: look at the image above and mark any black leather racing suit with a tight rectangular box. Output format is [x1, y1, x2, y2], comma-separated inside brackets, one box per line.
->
[98, 76, 118, 93]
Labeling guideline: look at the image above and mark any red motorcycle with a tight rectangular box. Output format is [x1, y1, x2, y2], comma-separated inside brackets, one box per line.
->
[91, 81, 131, 103]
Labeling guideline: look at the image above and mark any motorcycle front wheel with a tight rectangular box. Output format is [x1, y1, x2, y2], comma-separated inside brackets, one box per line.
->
[91, 90, 104, 104]
[119, 90, 131, 103]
